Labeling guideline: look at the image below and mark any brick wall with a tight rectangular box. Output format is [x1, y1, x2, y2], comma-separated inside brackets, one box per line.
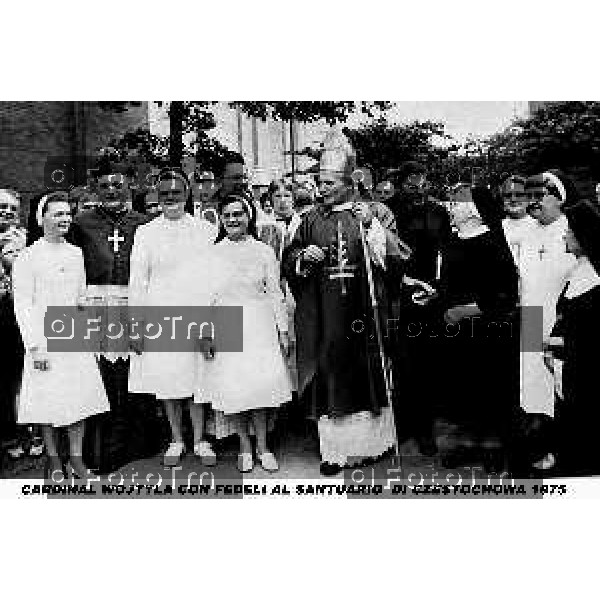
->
[0, 101, 149, 224]
[0, 102, 75, 197]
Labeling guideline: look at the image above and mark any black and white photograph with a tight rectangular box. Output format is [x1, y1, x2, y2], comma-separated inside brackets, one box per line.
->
[2, 97, 600, 500]
[4, 2, 599, 598]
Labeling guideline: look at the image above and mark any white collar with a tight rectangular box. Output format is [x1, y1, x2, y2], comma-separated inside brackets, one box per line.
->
[159, 212, 194, 226]
[565, 256, 600, 299]
[502, 215, 536, 228]
[329, 201, 354, 212]
[539, 213, 568, 232]
[457, 222, 490, 240]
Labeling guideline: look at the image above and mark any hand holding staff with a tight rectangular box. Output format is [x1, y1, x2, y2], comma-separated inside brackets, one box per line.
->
[357, 218, 399, 457]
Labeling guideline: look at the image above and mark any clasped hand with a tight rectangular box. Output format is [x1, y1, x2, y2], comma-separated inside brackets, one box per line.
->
[302, 245, 326, 264]
[351, 201, 373, 226]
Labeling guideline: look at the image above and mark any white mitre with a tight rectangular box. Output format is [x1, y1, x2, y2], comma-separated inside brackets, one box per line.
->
[319, 129, 357, 178]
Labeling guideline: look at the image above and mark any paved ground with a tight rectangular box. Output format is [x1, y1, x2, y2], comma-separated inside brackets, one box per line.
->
[0, 417, 510, 482]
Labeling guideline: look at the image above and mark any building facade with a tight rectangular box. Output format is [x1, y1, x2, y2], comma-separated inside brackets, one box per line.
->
[0, 101, 149, 219]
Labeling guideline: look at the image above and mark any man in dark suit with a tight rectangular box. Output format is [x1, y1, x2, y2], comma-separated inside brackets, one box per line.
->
[68, 153, 164, 472]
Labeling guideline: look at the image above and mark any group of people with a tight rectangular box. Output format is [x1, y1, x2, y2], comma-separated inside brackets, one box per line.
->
[1, 128, 599, 479]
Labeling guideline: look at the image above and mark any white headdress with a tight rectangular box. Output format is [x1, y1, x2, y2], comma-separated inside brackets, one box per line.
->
[36, 192, 69, 226]
[542, 172, 567, 202]
[36, 194, 51, 226]
[319, 129, 356, 179]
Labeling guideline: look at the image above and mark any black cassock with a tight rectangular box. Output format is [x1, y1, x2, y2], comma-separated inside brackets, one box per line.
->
[552, 283, 600, 475]
[435, 228, 520, 442]
[282, 205, 404, 421]
[388, 197, 452, 444]
[68, 207, 166, 473]
[0, 292, 24, 444]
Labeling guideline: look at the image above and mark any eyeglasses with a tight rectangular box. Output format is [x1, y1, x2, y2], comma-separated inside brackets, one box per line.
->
[223, 210, 247, 219]
[526, 191, 546, 201]
[98, 179, 124, 190]
[502, 192, 526, 200]
[527, 202, 543, 212]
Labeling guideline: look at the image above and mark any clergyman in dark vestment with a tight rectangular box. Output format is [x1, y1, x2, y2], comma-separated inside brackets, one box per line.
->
[67, 161, 165, 472]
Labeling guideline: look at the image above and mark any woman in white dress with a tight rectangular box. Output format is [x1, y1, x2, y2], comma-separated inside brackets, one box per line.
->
[129, 169, 219, 467]
[195, 194, 292, 472]
[12, 192, 110, 478]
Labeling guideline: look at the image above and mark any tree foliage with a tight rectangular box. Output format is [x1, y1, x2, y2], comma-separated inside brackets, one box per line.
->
[343, 118, 455, 191]
[157, 100, 393, 171]
[229, 101, 392, 124]
[111, 101, 600, 197]
[107, 128, 169, 167]
[482, 101, 600, 193]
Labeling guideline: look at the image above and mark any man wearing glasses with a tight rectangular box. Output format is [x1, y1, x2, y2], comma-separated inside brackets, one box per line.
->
[386, 162, 452, 456]
[388, 162, 451, 284]
[68, 151, 163, 474]
[215, 155, 251, 199]
[500, 175, 537, 268]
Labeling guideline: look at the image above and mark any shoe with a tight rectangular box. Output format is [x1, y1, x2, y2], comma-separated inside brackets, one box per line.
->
[237, 453, 254, 473]
[163, 442, 185, 467]
[29, 437, 45, 457]
[258, 452, 279, 472]
[193, 441, 217, 467]
[7, 444, 25, 459]
[532, 452, 556, 471]
[320, 462, 342, 477]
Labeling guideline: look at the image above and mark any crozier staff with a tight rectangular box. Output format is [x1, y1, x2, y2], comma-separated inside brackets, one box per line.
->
[283, 130, 406, 476]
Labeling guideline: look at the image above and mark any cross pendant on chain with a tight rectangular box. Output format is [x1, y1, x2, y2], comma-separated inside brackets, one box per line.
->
[108, 228, 125, 253]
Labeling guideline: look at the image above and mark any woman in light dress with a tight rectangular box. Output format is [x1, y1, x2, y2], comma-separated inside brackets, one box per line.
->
[128, 169, 219, 467]
[12, 192, 110, 478]
[257, 179, 302, 391]
[195, 194, 292, 472]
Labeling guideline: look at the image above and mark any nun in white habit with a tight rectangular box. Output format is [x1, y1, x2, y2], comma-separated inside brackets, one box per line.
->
[12, 192, 110, 478]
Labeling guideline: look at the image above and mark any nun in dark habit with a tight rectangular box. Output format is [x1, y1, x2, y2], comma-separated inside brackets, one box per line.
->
[436, 183, 520, 471]
[545, 199, 600, 476]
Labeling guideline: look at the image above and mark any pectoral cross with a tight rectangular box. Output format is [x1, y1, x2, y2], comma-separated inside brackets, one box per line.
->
[538, 244, 547, 261]
[108, 228, 125, 253]
[325, 220, 357, 295]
